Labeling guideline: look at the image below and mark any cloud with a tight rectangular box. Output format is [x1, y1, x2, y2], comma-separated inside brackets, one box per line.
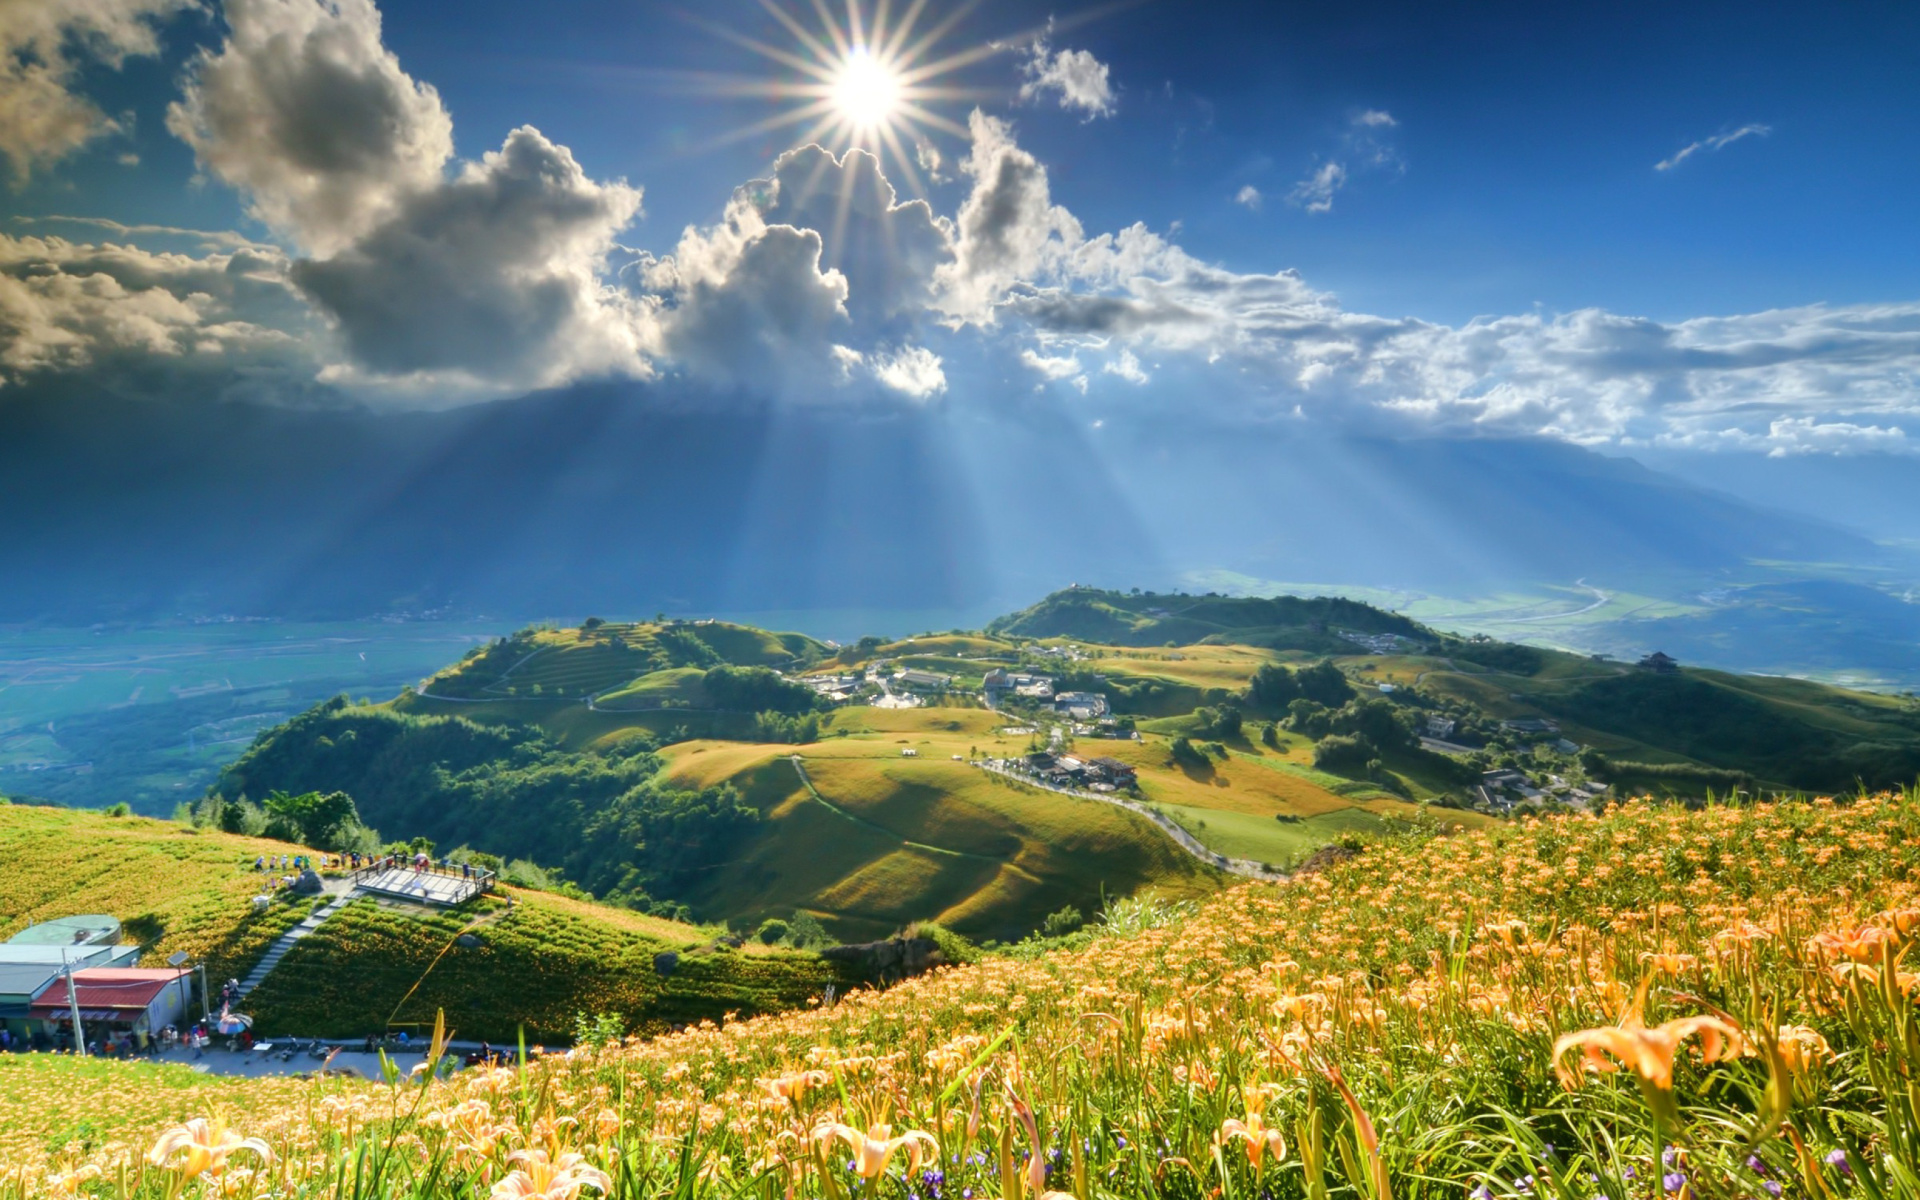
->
[1283, 110, 1401, 215]
[1288, 162, 1347, 214]
[168, 0, 455, 255]
[0, 0, 192, 183]
[869, 344, 946, 398]
[1018, 40, 1115, 118]
[635, 191, 850, 396]
[932, 117, 1920, 455]
[936, 110, 1084, 322]
[289, 126, 649, 389]
[1656, 123, 1771, 172]
[1234, 184, 1263, 211]
[0, 231, 319, 388]
[168, 0, 649, 393]
[755, 145, 954, 329]
[1019, 347, 1082, 379]
[1104, 347, 1148, 383]
[1665, 416, 1913, 457]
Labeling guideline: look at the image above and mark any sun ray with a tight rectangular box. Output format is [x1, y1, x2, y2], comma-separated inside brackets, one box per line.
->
[681, 0, 1063, 189]
[893, 101, 971, 139]
[755, 0, 842, 70]
[893, 0, 983, 73]
[705, 97, 842, 147]
[880, 0, 932, 61]
[807, 0, 854, 60]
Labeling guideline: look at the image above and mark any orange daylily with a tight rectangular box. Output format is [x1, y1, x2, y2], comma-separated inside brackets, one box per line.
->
[490, 1148, 613, 1200]
[1553, 1011, 1746, 1120]
[1775, 1025, 1833, 1075]
[812, 1121, 938, 1180]
[763, 1070, 830, 1107]
[1213, 1105, 1290, 1167]
[1808, 926, 1898, 964]
[146, 1117, 274, 1180]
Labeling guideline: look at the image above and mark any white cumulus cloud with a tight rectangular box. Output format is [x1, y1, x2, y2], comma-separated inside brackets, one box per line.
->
[0, 231, 319, 388]
[168, 0, 455, 256]
[0, 0, 192, 183]
[1018, 40, 1115, 118]
[1235, 184, 1263, 211]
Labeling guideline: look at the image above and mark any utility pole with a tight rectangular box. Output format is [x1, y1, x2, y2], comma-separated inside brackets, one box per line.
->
[62, 958, 86, 1057]
[198, 963, 211, 1023]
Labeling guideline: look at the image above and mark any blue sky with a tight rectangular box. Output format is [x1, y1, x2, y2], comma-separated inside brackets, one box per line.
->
[4, 0, 1919, 460]
[28, 0, 1919, 323]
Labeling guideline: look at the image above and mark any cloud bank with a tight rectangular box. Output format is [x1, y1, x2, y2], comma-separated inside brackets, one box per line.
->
[4, 0, 1915, 457]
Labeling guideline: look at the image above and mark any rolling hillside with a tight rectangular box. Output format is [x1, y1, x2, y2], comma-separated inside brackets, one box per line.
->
[7, 791, 1919, 1198]
[208, 589, 1920, 946]
[0, 804, 838, 1041]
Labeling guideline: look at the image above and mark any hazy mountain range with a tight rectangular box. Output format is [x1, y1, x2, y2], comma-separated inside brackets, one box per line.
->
[4, 380, 1905, 632]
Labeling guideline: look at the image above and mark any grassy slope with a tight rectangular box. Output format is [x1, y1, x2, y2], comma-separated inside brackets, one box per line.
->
[1383, 643, 1920, 788]
[0, 805, 837, 1043]
[243, 891, 840, 1042]
[0, 805, 323, 984]
[658, 726, 1220, 943]
[13, 792, 1920, 1195]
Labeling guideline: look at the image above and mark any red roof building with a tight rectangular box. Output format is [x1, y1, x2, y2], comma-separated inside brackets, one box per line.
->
[30, 968, 193, 1032]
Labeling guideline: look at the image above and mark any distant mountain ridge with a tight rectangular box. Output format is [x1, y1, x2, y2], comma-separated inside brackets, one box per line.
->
[987, 588, 1426, 649]
[0, 379, 1892, 623]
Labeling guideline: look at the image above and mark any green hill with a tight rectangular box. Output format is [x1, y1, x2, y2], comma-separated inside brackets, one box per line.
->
[207, 592, 1920, 948]
[0, 803, 838, 1041]
[987, 586, 1426, 650]
[420, 620, 827, 701]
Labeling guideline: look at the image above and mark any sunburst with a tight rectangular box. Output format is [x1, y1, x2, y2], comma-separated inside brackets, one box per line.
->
[686, 0, 1009, 196]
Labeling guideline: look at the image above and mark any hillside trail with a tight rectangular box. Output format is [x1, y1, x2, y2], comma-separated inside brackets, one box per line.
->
[785, 756, 1004, 864]
[970, 760, 1288, 883]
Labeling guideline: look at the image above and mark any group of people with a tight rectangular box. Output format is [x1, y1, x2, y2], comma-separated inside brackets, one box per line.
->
[250, 851, 490, 879]
[253, 853, 319, 872]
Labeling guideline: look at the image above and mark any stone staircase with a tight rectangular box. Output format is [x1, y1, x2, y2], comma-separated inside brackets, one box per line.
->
[235, 891, 356, 999]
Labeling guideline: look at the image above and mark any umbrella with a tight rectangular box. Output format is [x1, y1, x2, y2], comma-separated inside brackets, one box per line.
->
[215, 1010, 253, 1034]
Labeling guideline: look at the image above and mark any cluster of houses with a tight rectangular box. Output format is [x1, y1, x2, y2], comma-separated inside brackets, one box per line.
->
[1476, 768, 1606, 813]
[1338, 630, 1427, 655]
[981, 669, 1112, 720]
[1010, 751, 1138, 793]
[0, 915, 196, 1053]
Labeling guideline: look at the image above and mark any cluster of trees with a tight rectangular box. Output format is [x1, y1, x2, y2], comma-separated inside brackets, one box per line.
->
[192, 788, 382, 853]
[1189, 705, 1243, 740]
[1287, 696, 1419, 750]
[1245, 661, 1354, 710]
[701, 666, 823, 715]
[214, 699, 758, 912]
[751, 710, 821, 744]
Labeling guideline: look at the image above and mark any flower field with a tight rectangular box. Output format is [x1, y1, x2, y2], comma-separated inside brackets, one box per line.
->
[7, 790, 1920, 1198]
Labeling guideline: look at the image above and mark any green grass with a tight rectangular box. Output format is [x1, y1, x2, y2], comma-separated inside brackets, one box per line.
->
[244, 893, 844, 1042]
[0, 804, 839, 1044]
[0, 804, 328, 985]
[595, 666, 711, 709]
[682, 754, 1221, 943]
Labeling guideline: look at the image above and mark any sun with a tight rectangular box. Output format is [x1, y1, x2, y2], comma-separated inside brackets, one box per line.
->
[687, 0, 1006, 195]
[830, 48, 902, 131]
